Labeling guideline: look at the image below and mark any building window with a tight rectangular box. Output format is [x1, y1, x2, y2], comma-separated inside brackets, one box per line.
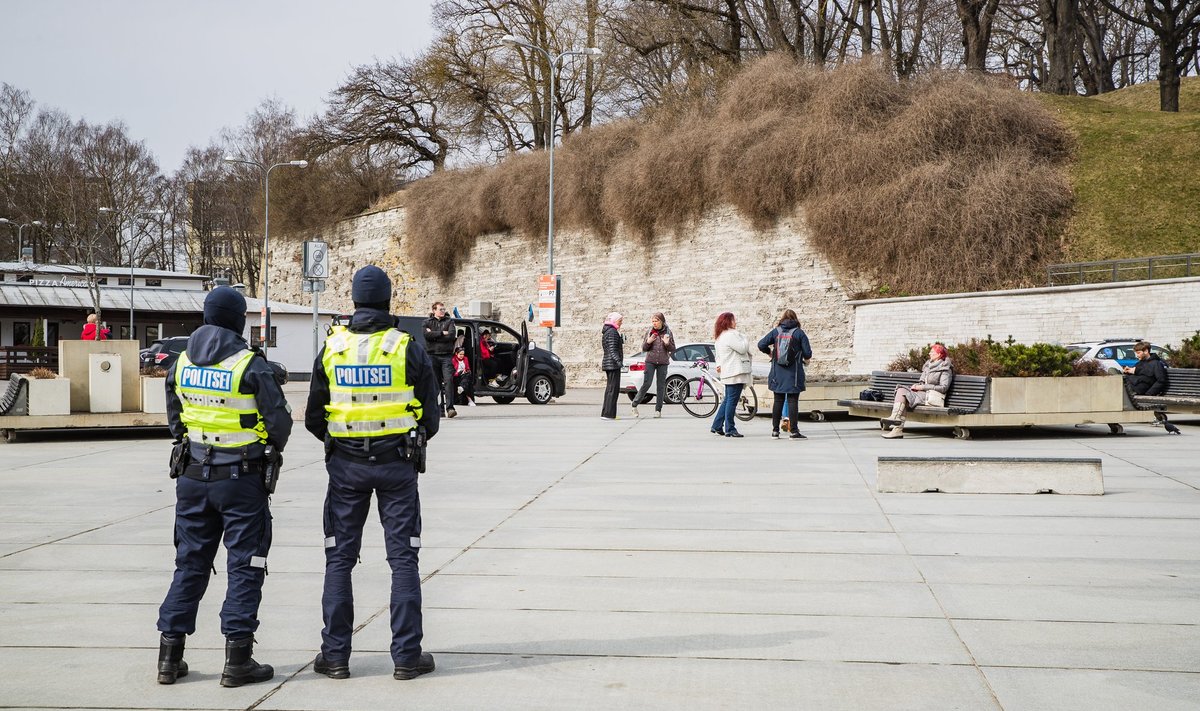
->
[214, 241, 233, 258]
[94, 277, 108, 285]
[118, 277, 132, 286]
[16, 274, 31, 283]
[13, 322, 32, 346]
[119, 325, 136, 340]
[145, 278, 161, 287]
[47, 323, 59, 347]
[250, 326, 277, 348]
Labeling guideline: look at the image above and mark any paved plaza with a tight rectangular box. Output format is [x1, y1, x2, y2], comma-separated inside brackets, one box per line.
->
[1, 388, 1198, 710]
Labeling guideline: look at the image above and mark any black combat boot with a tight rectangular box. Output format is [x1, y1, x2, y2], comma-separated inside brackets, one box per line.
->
[156, 633, 188, 684]
[220, 636, 274, 687]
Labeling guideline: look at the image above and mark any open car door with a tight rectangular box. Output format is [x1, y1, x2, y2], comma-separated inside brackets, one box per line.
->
[516, 320, 530, 393]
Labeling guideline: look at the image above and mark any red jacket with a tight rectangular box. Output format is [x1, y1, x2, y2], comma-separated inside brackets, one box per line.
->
[81, 323, 108, 341]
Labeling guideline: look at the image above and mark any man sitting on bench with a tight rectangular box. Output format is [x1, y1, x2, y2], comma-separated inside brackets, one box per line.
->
[883, 343, 954, 439]
[1123, 341, 1168, 396]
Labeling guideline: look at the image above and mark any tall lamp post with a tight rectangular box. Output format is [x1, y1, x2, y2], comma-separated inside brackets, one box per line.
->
[223, 156, 309, 355]
[99, 207, 165, 340]
[501, 34, 601, 354]
[0, 218, 45, 262]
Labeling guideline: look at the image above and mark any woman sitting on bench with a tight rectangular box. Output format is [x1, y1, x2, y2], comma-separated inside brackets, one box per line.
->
[883, 343, 954, 439]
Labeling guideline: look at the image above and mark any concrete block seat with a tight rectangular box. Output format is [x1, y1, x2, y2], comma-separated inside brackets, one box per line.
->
[838, 371, 1162, 439]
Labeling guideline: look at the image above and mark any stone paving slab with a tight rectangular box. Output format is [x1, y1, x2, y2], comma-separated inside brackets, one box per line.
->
[1, 396, 1197, 710]
[981, 667, 1200, 711]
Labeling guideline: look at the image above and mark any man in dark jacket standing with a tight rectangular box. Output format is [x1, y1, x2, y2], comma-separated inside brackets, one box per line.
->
[1124, 341, 1169, 395]
[156, 286, 293, 687]
[423, 302, 457, 418]
[306, 266, 441, 681]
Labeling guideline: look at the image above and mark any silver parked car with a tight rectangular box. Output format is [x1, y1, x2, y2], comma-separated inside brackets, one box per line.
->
[621, 341, 771, 404]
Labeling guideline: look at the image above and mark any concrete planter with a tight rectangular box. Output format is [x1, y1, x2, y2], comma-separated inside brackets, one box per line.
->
[141, 377, 167, 414]
[988, 375, 1123, 414]
[22, 376, 71, 416]
[759, 380, 869, 420]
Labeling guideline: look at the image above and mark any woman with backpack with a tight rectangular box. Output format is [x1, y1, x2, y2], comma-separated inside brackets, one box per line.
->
[758, 309, 813, 439]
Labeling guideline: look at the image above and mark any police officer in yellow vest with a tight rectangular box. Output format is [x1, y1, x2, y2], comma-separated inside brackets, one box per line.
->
[156, 286, 293, 687]
[305, 266, 440, 680]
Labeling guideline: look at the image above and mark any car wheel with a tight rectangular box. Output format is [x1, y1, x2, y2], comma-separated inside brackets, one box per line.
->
[664, 375, 688, 405]
[526, 375, 553, 405]
[492, 396, 516, 404]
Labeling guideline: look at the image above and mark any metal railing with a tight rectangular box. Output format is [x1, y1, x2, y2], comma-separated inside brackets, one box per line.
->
[1048, 253, 1200, 287]
[0, 347, 58, 379]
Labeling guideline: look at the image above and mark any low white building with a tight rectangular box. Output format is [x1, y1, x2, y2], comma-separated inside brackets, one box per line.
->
[0, 261, 333, 378]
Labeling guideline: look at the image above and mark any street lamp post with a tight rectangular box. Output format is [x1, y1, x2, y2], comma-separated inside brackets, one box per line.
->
[501, 35, 601, 355]
[0, 218, 46, 262]
[223, 156, 309, 355]
[99, 207, 165, 341]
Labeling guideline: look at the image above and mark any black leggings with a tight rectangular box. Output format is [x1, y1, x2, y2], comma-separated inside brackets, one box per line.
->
[771, 393, 799, 432]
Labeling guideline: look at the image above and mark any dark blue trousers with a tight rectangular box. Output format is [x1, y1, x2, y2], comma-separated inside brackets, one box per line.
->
[157, 475, 272, 638]
[321, 453, 423, 665]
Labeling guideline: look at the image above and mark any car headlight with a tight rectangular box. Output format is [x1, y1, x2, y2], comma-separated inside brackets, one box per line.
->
[551, 353, 561, 362]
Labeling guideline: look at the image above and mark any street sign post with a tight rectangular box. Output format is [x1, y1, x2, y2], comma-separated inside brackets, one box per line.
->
[303, 240, 329, 363]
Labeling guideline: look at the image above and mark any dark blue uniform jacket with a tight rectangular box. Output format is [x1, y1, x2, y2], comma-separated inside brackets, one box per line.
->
[166, 324, 294, 465]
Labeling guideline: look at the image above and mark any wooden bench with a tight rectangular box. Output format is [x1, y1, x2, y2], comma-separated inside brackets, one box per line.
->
[1130, 367, 1200, 417]
[838, 370, 1160, 439]
[837, 371, 989, 418]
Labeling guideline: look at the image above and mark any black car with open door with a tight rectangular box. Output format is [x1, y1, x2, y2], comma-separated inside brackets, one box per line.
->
[392, 316, 566, 405]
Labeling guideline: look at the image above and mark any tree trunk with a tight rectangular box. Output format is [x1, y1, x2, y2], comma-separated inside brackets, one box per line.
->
[956, 0, 1001, 71]
[1159, 54, 1181, 111]
[1041, 0, 1079, 93]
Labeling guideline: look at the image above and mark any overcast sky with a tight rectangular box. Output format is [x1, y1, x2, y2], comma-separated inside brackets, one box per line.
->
[0, 0, 436, 171]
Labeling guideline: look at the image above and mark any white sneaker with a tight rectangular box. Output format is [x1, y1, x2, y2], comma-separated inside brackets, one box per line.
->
[653, 411, 661, 419]
[631, 405, 640, 418]
[468, 399, 477, 407]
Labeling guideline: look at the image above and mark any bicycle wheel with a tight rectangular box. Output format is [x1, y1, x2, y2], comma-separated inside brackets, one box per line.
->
[681, 377, 720, 418]
[734, 386, 758, 421]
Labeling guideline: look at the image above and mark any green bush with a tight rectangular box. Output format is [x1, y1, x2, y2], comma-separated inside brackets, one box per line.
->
[887, 336, 1105, 377]
[1170, 331, 1200, 369]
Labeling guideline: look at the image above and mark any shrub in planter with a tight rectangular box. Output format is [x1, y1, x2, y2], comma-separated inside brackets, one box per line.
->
[1170, 331, 1200, 369]
[141, 366, 168, 377]
[28, 367, 57, 379]
[888, 336, 1105, 377]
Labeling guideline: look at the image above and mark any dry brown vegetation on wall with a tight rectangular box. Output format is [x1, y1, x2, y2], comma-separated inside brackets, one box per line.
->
[406, 56, 1075, 295]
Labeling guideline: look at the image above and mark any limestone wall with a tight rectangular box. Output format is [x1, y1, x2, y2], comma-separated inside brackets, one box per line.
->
[268, 204, 861, 386]
[849, 277, 1200, 372]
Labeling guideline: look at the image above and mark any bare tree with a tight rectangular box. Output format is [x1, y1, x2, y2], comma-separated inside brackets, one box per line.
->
[955, 0, 1004, 70]
[1101, 0, 1200, 109]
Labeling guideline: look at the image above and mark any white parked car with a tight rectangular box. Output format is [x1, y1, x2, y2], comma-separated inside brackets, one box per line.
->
[621, 341, 771, 404]
[1066, 339, 1171, 374]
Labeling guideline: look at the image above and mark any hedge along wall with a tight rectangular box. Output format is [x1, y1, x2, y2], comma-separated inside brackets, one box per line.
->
[267, 203, 862, 387]
[849, 277, 1200, 372]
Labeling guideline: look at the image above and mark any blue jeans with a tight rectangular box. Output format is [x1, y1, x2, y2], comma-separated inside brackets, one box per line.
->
[712, 383, 744, 434]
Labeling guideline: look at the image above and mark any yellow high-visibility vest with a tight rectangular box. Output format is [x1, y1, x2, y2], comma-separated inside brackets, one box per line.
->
[175, 349, 266, 448]
[323, 328, 420, 438]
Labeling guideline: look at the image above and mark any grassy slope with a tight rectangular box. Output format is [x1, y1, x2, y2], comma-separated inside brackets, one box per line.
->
[1041, 77, 1200, 262]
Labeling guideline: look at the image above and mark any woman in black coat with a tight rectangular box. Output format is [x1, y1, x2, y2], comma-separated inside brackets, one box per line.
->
[758, 308, 813, 439]
[600, 312, 624, 419]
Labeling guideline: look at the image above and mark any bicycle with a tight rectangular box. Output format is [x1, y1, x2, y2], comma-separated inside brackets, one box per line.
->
[680, 358, 758, 421]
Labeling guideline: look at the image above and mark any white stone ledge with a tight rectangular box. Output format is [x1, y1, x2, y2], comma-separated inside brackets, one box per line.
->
[876, 456, 1104, 495]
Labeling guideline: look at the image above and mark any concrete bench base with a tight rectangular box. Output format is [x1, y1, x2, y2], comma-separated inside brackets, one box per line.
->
[877, 456, 1104, 495]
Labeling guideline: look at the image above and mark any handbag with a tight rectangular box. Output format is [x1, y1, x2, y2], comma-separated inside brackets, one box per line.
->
[926, 389, 946, 407]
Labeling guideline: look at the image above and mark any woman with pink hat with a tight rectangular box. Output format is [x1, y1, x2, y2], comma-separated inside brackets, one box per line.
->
[882, 343, 954, 439]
